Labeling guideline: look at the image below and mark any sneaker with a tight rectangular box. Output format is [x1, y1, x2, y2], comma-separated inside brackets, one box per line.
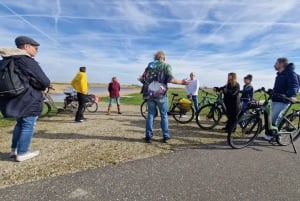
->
[75, 120, 84, 123]
[261, 134, 273, 141]
[16, 151, 40, 162]
[162, 137, 170, 143]
[144, 137, 152, 143]
[9, 149, 17, 158]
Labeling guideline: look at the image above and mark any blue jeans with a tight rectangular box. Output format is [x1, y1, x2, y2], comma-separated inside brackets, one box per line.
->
[191, 95, 199, 112]
[109, 97, 120, 106]
[12, 116, 38, 154]
[145, 97, 169, 139]
[271, 102, 290, 126]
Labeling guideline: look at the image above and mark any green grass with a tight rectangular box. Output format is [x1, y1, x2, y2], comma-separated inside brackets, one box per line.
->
[0, 113, 15, 128]
[2, 88, 300, 127]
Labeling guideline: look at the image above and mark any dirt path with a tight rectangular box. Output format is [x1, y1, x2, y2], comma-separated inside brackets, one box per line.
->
[0, 104, 225, 188]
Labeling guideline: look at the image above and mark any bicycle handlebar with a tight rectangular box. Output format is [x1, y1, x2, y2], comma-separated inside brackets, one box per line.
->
[254, 87, 300, 104]
[45, 86, 55, 93]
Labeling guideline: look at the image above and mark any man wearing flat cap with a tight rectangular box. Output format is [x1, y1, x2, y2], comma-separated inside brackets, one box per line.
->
[0, 36, 50, 162]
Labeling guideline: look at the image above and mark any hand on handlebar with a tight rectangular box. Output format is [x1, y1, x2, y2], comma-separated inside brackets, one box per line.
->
[289, 97, 298, 103]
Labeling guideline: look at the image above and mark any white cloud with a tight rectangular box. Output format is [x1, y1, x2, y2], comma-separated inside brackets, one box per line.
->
[0, 0, 300, 90]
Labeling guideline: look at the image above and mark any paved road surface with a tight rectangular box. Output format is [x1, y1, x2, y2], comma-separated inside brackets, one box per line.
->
[0, 140, 299, 201]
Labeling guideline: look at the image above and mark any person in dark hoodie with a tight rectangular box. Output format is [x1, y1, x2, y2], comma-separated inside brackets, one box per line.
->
[0, 36, 50, 162]
[262, 57, 299, 141]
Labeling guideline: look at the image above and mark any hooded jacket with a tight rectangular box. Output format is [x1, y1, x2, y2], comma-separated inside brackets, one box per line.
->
[0, 47, 51, 118]
[272, 63, 299, 103]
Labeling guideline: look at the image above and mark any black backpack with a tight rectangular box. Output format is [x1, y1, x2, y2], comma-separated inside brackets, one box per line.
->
[0, 57, 29, 98]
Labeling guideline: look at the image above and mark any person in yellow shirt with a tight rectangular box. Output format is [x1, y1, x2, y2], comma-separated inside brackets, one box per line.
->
[71, 66, 88, 122]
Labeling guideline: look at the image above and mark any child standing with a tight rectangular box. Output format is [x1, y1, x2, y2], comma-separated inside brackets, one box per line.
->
[240, 74, 254, 110]
[107, 76, 122, 115]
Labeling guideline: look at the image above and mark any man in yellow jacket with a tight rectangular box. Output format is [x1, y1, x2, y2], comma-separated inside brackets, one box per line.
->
[71, 66, 88, 122]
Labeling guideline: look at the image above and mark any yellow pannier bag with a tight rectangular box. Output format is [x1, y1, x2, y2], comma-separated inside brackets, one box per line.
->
[178, 98, 192, 112]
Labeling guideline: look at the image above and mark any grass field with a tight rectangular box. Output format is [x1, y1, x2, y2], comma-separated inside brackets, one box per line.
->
[1, 87, 300, 127]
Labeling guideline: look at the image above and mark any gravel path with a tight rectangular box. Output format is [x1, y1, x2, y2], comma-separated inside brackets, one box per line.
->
[0, 104, 225, 188]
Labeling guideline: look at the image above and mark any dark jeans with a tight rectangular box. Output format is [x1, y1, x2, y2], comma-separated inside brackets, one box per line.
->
[75, 93, 87, 121]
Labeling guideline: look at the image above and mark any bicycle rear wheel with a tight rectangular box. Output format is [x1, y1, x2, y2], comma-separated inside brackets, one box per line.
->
[40, 102, 51, 117]
[227, 115, 262, 149]
[196, 104, 221, 129]
[140, 100, 158, 119]
[277, 112, 300, 146]
[86, 101, 98, 113]
[171, 105, 194, 124]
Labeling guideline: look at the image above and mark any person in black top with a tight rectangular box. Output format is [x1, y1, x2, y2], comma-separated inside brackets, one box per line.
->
[0, 36, 50, 162]
[214, 72, 240, 132]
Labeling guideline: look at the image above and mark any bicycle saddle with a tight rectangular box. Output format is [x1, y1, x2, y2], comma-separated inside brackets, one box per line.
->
[171, 93, 179, 96]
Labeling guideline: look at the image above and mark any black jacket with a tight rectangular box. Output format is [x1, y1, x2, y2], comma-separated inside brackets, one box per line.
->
[0, 47, 50, 118]
[272, 63, 299, 103]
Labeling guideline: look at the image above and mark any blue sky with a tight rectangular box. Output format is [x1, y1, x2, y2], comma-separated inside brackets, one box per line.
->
[1, 0, 300, 88]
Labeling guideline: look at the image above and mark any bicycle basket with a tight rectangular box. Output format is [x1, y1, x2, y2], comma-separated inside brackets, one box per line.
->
[178, 98, 192, 112]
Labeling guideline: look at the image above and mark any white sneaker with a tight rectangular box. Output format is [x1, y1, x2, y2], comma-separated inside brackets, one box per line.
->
[261, 134, 272, 141]
[16, 150, 40, 162]
[9, 149, 17, 158]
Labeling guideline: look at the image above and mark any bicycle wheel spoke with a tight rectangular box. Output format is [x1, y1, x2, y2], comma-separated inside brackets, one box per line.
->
[278, 112, 300, 146]
[196, 104, 221, 129]
[227, 115, 261, 149]
[172, 105, 194, 124]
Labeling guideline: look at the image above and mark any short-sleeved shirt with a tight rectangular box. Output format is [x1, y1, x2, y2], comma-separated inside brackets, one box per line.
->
[141, 60, 173, 99]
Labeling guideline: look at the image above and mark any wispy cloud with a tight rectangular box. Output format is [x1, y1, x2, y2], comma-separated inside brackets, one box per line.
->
[0, 0, 300, 89]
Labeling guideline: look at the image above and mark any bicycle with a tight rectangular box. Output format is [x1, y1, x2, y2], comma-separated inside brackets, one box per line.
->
[140, 93, 195, 124]
[195, 89, 227, 130]
[63, 90, 99, 113]
[227, 87, 300, 153]
[40, 87, 65, 117]
[197, 88, 217, 112]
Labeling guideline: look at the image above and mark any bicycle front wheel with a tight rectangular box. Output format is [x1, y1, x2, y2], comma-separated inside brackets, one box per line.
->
[86, 101, 98, 113]
[140, 100, 148, 119]
[227, 115, 262, 149]
[277, 112, 300, 146]
[40, 102, 51, 117]
[172, 105, 195, 124]
[140, 100, 158, 119]
[196, 104, 221, 130]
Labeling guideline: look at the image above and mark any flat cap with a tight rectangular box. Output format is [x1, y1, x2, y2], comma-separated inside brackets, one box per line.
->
[15, 36, 40, 47]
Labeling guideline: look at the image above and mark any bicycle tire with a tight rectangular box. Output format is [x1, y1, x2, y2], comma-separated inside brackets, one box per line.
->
[140, 100, 148, 119]
[86, 101, 98, 113]
[140, 100, 158, 119]
[277, 112, 300, 146]
[227, 114, 262, 149]
[171, 105, 195, 124]
[40, 102, 51, 117]
[196, 104, 221, 130]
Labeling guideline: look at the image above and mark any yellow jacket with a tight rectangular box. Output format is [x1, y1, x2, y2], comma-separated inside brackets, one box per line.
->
[71, 72, 88, 94]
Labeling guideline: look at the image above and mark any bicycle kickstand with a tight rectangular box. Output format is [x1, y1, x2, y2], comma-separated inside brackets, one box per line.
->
[290, 133, 297, 154]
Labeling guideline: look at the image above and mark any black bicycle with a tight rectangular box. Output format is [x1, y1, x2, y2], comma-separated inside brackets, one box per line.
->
[227, 87, 300, 153]
[195, 90, 227, 130]
[140, 93, 195, 124]
[63, 90, 99, 113]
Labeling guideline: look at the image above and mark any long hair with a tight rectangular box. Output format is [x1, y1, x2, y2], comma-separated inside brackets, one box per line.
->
[228, 72, 238, 87]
